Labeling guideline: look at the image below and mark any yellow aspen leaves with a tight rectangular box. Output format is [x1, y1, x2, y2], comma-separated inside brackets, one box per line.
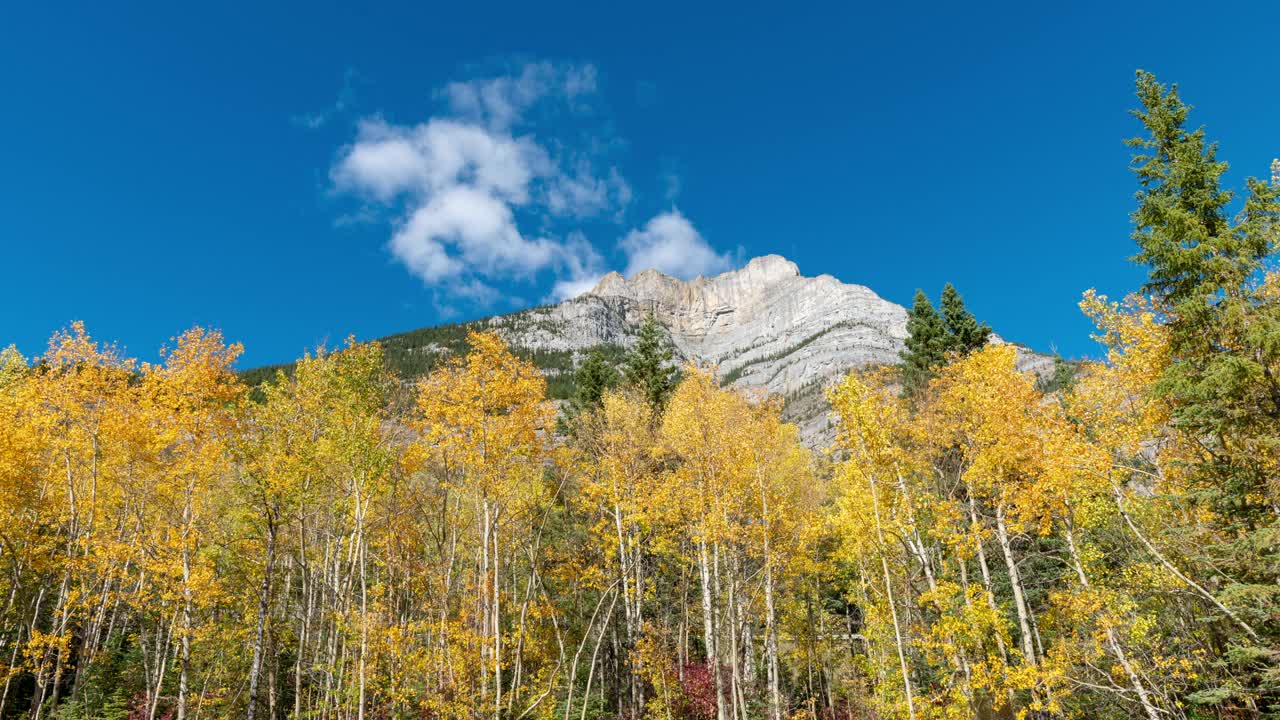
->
[0, 303, 1258, 720]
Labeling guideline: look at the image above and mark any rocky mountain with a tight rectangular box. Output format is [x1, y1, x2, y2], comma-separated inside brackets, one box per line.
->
[244, 254, 1056, 446]
[475, 254, 1052, 445]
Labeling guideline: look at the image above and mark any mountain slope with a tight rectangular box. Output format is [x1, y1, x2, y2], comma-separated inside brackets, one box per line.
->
[243, 255, 1054, 445]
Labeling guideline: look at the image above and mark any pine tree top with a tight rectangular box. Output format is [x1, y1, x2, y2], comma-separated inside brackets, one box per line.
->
[900, 285, 991, 395]
[623, 312, 679, 411]
[1126, 70, 1261, 305]
[940, 283, 991, 353]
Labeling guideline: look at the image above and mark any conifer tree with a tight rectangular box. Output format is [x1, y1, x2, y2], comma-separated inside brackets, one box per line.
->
[1127, 70, 1280, 713]
[900, 290, 950, 393]
[1128, 72, 1262, 309]
[568, 346, 619, 417]
[940, 283, 990, 352]
[622, 312, 678, 411]
[560, 348, 619, 430]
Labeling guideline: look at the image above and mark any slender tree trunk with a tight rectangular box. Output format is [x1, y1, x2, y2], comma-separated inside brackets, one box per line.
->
[613, 499, 642, 718]
[872, 500, 917, 720]
[633, 539, 646, 716]
[850, 430, 917, 720]
[480, 498, 491, 706]
[1110, 480, 1260, 641]
[1063, 517, 1160, 720]
[493, 510, 502, 720]
[726, 552, 746, 720]
[564, 582, 619, 720]
[295, 516, 311, 720]
[178, 495, 194, 720]
[4, 585, 44, 718]
[0, 626, 21, 717]
[147, 611, 176, 720]
[357, 493, 369, 720]
[965, 486, 1011, 664]
[697, 536, 726, 720]
[247, 518, 277, 720]
[756, 465, 782, 720]
[994, 502, 1036, 666]
[32, 571, 71, 720]
[580, 590, 620, 720]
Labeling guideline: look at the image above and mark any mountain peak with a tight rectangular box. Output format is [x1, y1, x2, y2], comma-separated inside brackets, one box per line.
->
[587, 254, 801, 298]
[589, 271, 627, 296]
[738, 254, 800, 282]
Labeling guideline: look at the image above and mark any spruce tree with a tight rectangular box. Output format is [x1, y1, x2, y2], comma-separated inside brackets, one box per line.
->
[900, 289, 950, 393]
[940, 283, 990, 352]
[623, 312, 679, 411]
[1128, 71, 1280, 712]
[1129, 71, 1259, 310]
[570, 346, 619, 414]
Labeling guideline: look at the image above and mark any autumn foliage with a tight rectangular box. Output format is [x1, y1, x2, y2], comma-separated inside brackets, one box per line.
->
[1, 72, 1278, 720]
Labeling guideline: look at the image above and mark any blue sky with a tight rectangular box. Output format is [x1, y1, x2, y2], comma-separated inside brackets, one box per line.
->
[3, 1, 1278, 366]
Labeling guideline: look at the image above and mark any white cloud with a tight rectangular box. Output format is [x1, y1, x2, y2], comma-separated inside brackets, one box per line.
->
[544, 162, 631, 219]
[620, 210, 732, 280]
[389, 186, 560, 283]
[332, 63, 628, 307]
[550, 274, 603, 301]
[330, 61, 733, 309]
[334, 118, 539, 203]
[548, 231, 604, 301]
[442, 62, 597, 131]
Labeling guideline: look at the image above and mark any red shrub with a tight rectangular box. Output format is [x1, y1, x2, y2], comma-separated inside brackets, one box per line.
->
[675, 662, 718, 720]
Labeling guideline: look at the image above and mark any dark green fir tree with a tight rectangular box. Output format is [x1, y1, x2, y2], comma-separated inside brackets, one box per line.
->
[570, 346, 619, 414]
[623, 312, 679, 411]
[940, 283, 991, 353]
[900, 289, 951, 394]
[558, 345, 621, 435]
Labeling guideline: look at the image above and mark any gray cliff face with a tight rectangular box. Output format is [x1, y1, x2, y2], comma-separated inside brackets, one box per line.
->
[476, 254, 1049, 446]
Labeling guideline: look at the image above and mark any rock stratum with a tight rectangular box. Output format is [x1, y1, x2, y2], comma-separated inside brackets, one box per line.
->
[463, 254, 1053, 446]
[241, 254, 1054, 446]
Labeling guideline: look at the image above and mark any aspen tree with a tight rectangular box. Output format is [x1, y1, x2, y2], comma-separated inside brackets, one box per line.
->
[413, 332, 556, 720]
[138, 328, 243, 720]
